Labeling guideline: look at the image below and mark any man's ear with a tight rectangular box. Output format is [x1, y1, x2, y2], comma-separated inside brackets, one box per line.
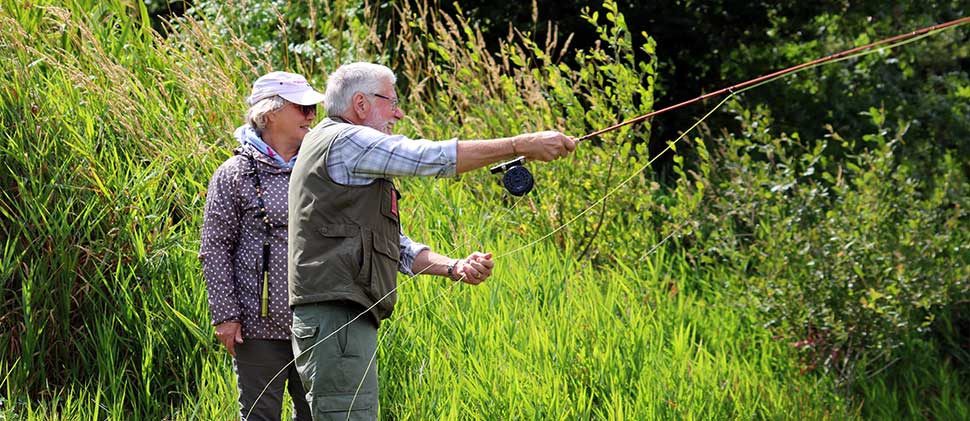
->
[352, 92, 369, 119]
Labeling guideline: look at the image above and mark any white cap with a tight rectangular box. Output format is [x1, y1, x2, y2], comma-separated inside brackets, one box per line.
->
[246, 71, 325, 106]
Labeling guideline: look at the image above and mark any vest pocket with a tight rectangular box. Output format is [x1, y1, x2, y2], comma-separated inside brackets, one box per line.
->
[369, 231, 400, 312]
[380, 182, 400, 223]
[316, 224, 363, 281]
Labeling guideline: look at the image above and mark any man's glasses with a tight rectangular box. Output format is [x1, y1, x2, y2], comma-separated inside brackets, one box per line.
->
[370, 93, 400, 110]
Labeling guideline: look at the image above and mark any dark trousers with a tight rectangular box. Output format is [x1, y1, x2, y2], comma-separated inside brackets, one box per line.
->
[234, 339, 312, 420]
[291, 301, 379, 421]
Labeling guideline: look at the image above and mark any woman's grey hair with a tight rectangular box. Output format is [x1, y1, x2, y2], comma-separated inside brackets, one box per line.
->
[246, 95, 288, 130]
[323, 62, 397, 116]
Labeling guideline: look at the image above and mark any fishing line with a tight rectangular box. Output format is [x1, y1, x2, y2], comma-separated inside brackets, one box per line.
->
[336, 193, 531, 417]
[245, 17, 969, 417]
[245, 190, 526, 419]
[499, 93, 732, 259]
[340, 186, 542, 417]
[345, 276, 466, 419]
[244, 253, 471, 420]
[337, 21, 970, 415]
[575, 17, 970, 142]
[498, 21, 962, 260]
[337, 26, 948, 413]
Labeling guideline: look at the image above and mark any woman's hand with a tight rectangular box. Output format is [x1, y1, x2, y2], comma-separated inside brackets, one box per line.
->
[214, 321, 244, 356]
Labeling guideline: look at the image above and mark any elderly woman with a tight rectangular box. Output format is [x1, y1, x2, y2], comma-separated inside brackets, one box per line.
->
[200, 71, 323, 420]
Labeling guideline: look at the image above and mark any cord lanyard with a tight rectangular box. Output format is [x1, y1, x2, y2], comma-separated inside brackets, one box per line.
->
[246, 156, 283, 318]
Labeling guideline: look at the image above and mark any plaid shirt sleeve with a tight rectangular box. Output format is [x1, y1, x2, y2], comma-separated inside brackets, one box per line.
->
[326, 125, 457, 185]
[398, 232, 430, 276]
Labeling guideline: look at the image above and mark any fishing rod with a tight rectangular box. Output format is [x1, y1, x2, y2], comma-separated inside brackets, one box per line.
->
[490, 15, 970, 196]
[247, 16, 970, 418]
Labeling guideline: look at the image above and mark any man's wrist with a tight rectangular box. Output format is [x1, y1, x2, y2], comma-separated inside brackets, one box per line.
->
[446, 259, 460, 281]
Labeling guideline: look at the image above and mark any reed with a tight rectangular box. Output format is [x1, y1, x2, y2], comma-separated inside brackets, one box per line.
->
[1, 0, 965, 419]
[0, 0, 258, 416]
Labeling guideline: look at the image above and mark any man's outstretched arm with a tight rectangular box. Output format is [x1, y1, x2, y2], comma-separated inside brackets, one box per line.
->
[455, 131, 576, 174]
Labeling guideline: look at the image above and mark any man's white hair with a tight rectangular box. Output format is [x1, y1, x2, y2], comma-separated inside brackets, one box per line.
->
[323, 62, 397, 116]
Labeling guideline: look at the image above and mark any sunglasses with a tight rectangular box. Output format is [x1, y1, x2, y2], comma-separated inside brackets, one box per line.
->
[294, 103, 316, 117]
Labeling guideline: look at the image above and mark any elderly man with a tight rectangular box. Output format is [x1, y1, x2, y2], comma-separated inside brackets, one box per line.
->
[288, 62, 575, 419]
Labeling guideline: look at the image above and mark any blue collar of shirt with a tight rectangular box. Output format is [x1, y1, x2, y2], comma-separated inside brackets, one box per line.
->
[233, 125, 298, 168]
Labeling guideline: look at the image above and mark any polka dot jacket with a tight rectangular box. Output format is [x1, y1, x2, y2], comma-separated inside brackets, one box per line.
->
[199, 144, 293, 340]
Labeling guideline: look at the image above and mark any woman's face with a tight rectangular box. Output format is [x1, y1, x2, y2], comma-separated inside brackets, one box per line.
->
[265, 101, 317, 143]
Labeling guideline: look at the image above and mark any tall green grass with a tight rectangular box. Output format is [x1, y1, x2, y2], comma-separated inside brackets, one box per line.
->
[1, 0, 966, 419]
[369, 183, 854, 419]
[0, 0, 251, 417]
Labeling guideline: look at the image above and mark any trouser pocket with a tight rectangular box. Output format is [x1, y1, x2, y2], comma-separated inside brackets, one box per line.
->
[291, 302, 380, 419]
[310, 391, 377, 420]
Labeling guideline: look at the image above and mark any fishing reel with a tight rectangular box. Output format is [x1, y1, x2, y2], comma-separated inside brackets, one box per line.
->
[489, 156, 534, 196]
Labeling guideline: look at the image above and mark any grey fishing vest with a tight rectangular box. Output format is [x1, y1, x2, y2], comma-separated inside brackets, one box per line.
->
[288, 118, 401, 323]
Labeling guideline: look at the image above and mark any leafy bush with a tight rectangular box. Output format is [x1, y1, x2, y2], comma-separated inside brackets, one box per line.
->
[181, 0, 383, 81]
[723, 8, 970, 180]
[675, 99, 970, 382]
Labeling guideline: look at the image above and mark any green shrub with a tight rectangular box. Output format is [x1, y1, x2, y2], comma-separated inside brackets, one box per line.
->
[182, 0, 382, 81]
[677, 99, 970, 382]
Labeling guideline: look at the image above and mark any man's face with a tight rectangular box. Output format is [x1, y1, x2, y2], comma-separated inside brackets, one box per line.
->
[361, 79, 403, 135]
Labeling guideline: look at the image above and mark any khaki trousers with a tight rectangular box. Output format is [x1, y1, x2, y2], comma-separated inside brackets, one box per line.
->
[291, 301, 379, 420]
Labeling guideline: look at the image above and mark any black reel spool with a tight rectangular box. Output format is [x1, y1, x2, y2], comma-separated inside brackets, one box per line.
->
[489, 156, 534, 196]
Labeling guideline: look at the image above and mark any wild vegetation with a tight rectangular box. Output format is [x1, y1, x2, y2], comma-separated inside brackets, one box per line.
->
[1, 0, 967, 419]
